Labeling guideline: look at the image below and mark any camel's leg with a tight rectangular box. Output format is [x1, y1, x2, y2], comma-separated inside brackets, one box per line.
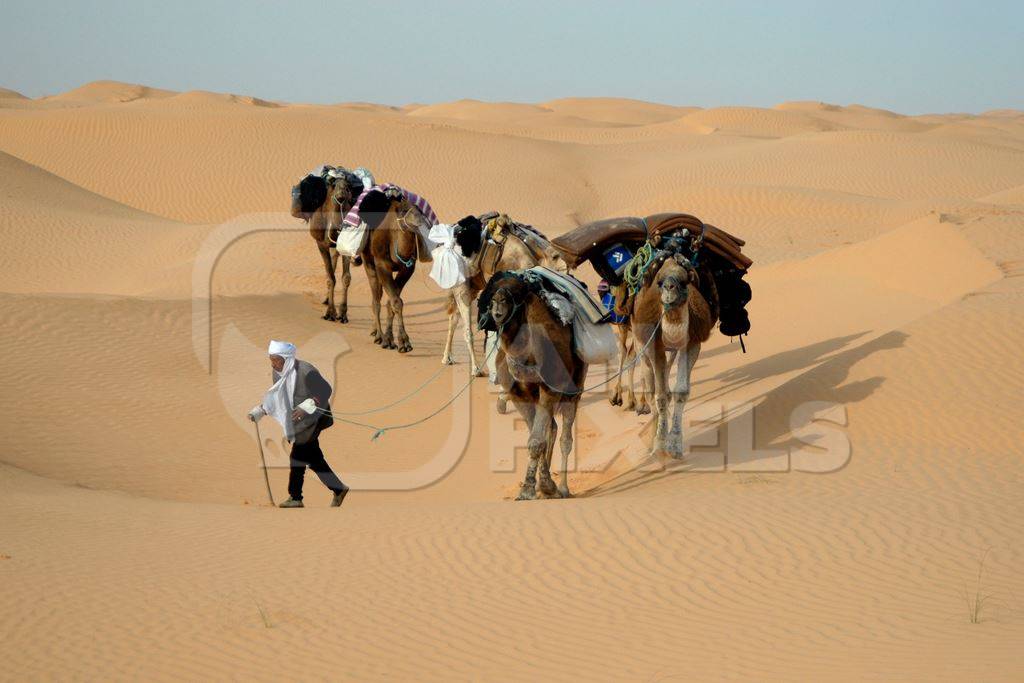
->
[517, 392, 556, 501]
[364, 261, 383, 343]
[557, 399, 579, 498]
[610, 324, 628, 406]
[441, 290, 459, 365]
[623, 339, 639, 411]
[538, 416, 558, 497]
[384, 266, 414, 353]
[635, 363, 652, 415]
[376, 267, 397, 350]
[667, 344, 700, 459]
[336, 254, 351, 323]
[319, 245, 338, 321]
[621, 330, 639, 411]
[640, 333, 668, 457]
[455, 289, 484, 375]
[494, 342, 510, 415]
[634, 327, 653, 415]
[509, 392, 538, 501]
[665, 348, 678, 387]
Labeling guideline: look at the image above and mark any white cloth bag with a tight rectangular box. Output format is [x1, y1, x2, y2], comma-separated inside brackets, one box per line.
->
[335, 221, 369, 257]
[427, 223, 467, 289]
[572, 312, 618, 365]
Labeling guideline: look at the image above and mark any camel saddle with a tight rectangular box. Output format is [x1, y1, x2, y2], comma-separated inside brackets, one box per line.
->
[552, 213, 751, 275]
[554, 213, 754, 340]
[648, 213, 751, 270]
[478, 212, 566, 272]
[551, 217, 648, 269]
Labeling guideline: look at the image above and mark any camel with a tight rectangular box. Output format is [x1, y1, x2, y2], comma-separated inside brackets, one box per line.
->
[628, 251, 718, 459]
[327, 184, 431, 353]
[481, 271, 587, 500]
[441, 214, 566, 374]
[290, 169, 357, 322]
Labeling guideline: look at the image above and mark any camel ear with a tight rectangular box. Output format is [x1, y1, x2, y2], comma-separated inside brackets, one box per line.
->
[688, 267, 699, 285]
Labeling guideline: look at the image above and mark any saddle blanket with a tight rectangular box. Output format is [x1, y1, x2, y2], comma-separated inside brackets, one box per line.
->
[525, 266, 606, 325]
[342, 184, 439, 228]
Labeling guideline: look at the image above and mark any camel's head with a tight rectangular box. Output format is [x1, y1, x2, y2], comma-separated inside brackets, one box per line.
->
[325, 172, 362, 215]
[479, 271, 528, 332]
[291, 173, 329, 219]
[655, 254, 699, 311]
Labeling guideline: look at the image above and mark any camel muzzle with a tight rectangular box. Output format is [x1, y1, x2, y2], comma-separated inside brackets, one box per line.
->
[660, 276, 688, 310]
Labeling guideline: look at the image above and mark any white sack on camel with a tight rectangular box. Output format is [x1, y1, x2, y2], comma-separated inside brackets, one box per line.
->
[428, 223, 468, 289]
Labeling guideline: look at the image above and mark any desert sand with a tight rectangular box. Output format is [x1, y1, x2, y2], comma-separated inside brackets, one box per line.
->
[1, 81, 1023, 680]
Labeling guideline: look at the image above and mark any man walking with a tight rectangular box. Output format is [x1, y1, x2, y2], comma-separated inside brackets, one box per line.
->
[249, 340, 349, 508]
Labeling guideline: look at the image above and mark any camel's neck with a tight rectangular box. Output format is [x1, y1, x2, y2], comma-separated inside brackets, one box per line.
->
[498, 314, 528, 358]
[662, 297, 689, 325]
[308, 207, 328, 244]
[383, 205, 418, 263]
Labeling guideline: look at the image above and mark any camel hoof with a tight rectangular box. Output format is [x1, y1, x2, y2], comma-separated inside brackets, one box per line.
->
[496, 398, 509, 415]
[538, 479, 558, 497]
[398, 344, 412, 353]
[373, 337, 383, 346]
[667, 439, 685, 460]
[515, 489, 537, 501]
[442, 357, 455, 366]
[558, 488, 573, 499]
[338, 312, 349, 324]
[322, 311, 337, 321]
[473, 367, 487, 378]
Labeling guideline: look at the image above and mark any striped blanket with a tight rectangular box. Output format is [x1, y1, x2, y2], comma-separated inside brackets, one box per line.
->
[343, 184, 438, 228]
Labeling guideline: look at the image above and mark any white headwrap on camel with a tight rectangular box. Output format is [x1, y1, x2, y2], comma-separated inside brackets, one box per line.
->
[261, 340, 298, 440]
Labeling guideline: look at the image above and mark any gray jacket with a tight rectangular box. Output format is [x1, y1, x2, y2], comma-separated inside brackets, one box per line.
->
[274, 360, 334, 444]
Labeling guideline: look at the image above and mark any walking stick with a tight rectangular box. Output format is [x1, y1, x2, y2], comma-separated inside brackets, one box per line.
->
[252, 420, 275, 507]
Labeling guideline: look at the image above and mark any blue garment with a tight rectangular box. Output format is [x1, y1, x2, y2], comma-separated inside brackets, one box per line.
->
[601, 291, 627, 324]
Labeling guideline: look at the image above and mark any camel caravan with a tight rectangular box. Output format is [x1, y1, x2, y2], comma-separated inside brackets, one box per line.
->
[289, 165, 753, 498]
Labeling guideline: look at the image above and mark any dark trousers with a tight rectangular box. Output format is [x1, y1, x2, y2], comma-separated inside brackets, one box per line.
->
[288, 433, 346, 500]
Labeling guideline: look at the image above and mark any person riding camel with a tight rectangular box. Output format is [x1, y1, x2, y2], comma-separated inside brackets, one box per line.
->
[248, 340, 348, 508]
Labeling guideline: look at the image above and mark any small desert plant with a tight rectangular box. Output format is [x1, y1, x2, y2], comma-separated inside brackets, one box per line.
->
[963, 548, 993, 624]
[252, 596, 273, 628]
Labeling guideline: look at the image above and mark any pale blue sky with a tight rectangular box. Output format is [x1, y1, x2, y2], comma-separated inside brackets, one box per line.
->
[2, 0, 1021, 113]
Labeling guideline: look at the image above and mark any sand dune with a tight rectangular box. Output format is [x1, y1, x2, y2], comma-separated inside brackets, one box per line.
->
[46, 79, 178, 103]
[1, 81, 1023, 680]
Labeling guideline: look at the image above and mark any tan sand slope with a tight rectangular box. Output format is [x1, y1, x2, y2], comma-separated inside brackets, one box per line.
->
[1, 82, 1023, 680]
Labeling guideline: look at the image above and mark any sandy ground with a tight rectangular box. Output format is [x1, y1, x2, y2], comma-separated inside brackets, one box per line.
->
[1, 81, 1023, 680]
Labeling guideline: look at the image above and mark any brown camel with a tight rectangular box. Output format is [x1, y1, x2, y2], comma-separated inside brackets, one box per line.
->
[442, 214, 567, 375]
[327, 185, 431, 353]
[481, 271, 587, 500]
[629, 253, 718, 459]
[290, 169, 357, 322]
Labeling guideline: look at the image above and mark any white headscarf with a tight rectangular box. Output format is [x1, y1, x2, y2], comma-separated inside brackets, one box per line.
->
[262, 340, 298, 440]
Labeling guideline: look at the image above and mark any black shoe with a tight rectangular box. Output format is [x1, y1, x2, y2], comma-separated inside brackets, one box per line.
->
[331, 488, 349, 508]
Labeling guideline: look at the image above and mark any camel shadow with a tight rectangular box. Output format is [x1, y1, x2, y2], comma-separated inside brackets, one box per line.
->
[577, 330, 907, 498]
